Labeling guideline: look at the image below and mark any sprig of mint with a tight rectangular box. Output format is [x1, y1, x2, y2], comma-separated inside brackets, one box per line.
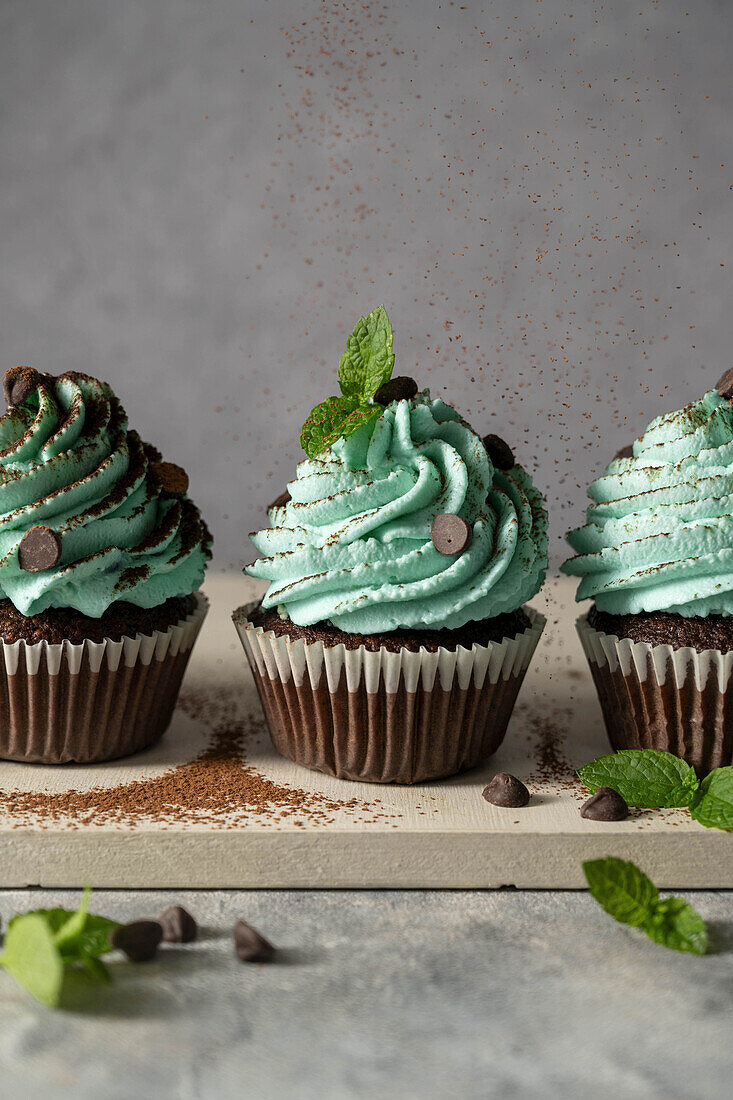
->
[578, 748, 733, 830]
[578, 749, 700, 808]
[583, 857, 708, 954]
[300, 305, 395, 459]
[0, 887, 119, 1007]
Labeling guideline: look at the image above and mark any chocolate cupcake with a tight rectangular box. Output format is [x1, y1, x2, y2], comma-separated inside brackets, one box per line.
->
[0, 367, 211, 763]
[234, 307, 547, 784]
[563, 380, 733, 773]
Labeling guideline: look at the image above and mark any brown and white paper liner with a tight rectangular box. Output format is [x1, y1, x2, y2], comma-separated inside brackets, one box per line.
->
[0, 593, 208, 764]
[577, 613, 733, 774]
[234, 604, 545, 784]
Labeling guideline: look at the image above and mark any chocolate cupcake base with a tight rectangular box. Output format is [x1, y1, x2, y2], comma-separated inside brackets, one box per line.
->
[234, 603, 545, 784]
[0, 593, 208, 764]
[577, 612, 733, 774]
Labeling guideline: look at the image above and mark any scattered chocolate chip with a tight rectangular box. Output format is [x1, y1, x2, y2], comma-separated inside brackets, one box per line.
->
[233, 919, 276, 963]
[430, 513, 471, 555]
[580, 786, 629, 821]
[268, 490, 291, 512]
[153, 461, 189, 496]
[3, 366, 40, 408]
[18, 526, 61, 573]
[110, 920, 163, 962]
[715, 368, 733, 400]
[373, 376, 418, 406]
[158, 905, 197, 944]
[482, 773, 530, 808]
[614, 444, 634, 460]
[482, 433, 515, 470]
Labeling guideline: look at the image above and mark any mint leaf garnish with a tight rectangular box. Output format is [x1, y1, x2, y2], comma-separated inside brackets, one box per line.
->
[300, 306, 396, 458]
[0, 888, 119, 1007]
[690, 767, 733, 830]
[642, 896, 709, 955]
[338, 305, 395, 399]
[578, 749, 699, 808]
[300, 395, 380, 460]
[583, 856, 658, 926]
[583, 857, 708, 954]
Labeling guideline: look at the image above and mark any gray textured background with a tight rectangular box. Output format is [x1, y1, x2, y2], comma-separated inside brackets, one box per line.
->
[1, 0, 731, 569]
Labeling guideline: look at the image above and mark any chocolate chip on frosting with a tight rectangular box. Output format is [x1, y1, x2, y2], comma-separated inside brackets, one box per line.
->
[716, 368, 733, 400]
[153, 461, 189, 496]
[614, 444, 634, 460]
[373, 376, 418, 406]
[268, 490, 291, 512]
[18, 526, 61, 573]
[3, 366, 40, 408]
[482, 433, 515, 470]
[430, 513, 472, 555]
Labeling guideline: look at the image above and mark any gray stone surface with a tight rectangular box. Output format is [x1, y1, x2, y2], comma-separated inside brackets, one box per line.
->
[0, 888, 731, 1098]
[1, 0, 731, 568]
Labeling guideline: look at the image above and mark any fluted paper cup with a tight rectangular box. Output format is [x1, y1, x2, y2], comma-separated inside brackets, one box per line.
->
[0, 593, 208, 764]
[577, 613, 733, 774]
[233, 603, 545, 784]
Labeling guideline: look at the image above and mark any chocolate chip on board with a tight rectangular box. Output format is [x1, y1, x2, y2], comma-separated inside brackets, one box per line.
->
[715, 368, 733, 400]
[430, 513, 472, 556]
[482, 773, 531, 808]
[153, 461, 189, 496]
[110, 920, 163, 962]
[482, 433, 515, 470]
[158, 905, 198, 944]
[18, 526, 61, 573]
[233, 919, 276, 963]
[3, 366, 40, 408]
[580, 786, 629, 821]
[373, 376, 418, 406]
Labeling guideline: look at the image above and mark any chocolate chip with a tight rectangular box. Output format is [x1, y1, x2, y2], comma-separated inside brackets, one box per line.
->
[158, 905, 197, 944]
[716, 368, 733, 400]
[482, 433, 515, 470]
[430, 513, 471, 555]
[580, 786, 629, 821]
[153, 461, 189, 496]
[482, 773, 530, 808]
[268, 490, 291, 512]
[3, 366, 40, 408]
[373, 376, 418, 406]
[614, 444, 634, 461]
[18, 526, 61, 573]
[233, 919, 276, 963]
[110, 920, 163, 962]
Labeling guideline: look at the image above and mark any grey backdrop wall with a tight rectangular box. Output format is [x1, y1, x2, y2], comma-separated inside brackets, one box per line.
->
[1, 0, 731, 569]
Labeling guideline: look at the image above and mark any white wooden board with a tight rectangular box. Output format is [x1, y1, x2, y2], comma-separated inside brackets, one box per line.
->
[0, 575, 729, 889]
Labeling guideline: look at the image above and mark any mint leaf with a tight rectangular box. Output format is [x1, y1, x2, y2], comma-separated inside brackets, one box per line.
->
[53, 885, 91, 949]
[0, 913, 64, 1007]
[690, 767, 733, 830]
[642, 896, 709, 955]
[578, 749, 699, 808]
[583, 856, 658, 926]
[338, 305, 394, 400]
[300, 395, 380, 459]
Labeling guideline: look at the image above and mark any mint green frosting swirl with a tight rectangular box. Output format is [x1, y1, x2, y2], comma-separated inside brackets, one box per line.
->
[247, 391, 548, 632]
[563, 389, 733, 617]
[0, 371, 211, 616]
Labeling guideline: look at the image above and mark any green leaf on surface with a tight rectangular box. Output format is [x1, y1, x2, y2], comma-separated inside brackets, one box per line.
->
[641, 896, 709, 955]
[337, 305, 395, 400]
[689, 767, 733, 830]
[578, 749, 699, 808]
[0, 913, 65, 1008]
[583, 856, 658, 926]
[300, 395, 380, 459]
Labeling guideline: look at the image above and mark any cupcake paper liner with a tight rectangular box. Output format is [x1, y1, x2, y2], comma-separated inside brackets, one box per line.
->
[0, 593, 208, 764]
[577, 613, 733, 774]
[234, 603, 545, 784]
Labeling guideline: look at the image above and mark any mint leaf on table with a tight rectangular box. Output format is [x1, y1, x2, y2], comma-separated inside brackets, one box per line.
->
[300, 395, 381, 460]
[583, 856, 658, 926]
[689, 767, 733, 830]
[583, 857, 708, 954]
[578, 749, 700, 808]
[0, 888, 119, 1007]
[338, 305, 395, 400]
